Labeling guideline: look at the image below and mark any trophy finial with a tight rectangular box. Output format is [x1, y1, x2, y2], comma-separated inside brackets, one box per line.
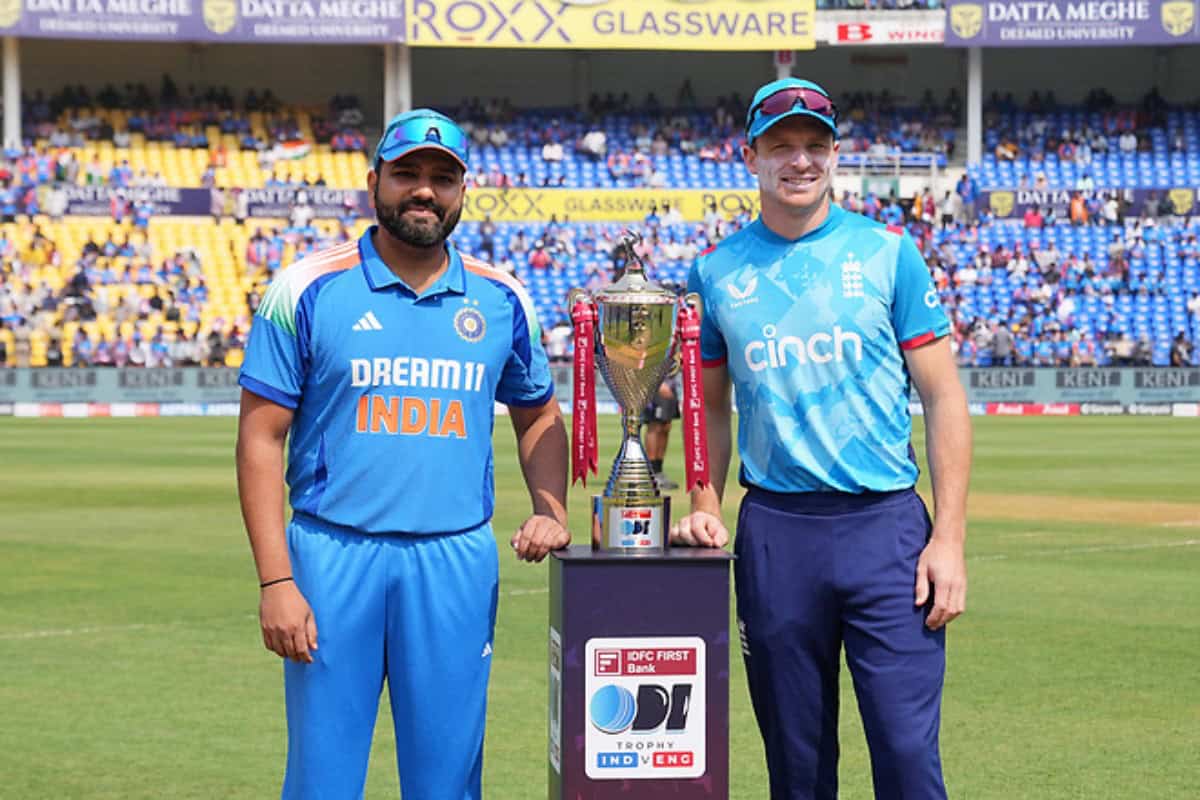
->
[618, 229, 646, 276]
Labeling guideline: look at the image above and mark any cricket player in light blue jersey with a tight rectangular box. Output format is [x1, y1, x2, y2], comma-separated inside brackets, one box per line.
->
[672, 79, 973, 799]
[235, 109, 570, 800]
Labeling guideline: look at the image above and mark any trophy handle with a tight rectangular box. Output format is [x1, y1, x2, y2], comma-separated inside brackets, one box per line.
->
[668, 293, 703, 376]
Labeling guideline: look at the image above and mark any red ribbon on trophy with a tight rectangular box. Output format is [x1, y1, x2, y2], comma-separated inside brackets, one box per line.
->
[570, 296, 598, 486]
[677, 299, 709, 492]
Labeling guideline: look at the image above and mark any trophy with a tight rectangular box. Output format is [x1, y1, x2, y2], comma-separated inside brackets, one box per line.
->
[568, 232, 708, 554]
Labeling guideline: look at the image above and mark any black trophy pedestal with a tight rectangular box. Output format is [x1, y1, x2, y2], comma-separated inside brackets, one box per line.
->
[548, 545, 733, 799]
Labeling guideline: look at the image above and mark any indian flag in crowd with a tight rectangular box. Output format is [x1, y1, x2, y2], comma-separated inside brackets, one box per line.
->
[274, 141, 312, 161]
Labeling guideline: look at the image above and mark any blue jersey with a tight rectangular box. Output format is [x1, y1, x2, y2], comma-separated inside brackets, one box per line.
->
[688, 207, 950, 494]
[240, 228, 553, 535]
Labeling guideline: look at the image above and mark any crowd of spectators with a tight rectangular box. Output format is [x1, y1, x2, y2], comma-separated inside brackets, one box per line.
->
[861, 176, 1200, 368]
[454, 176, 1199, 369]
[976, 87, 1196, 190]
[3, 189, 1198, 368]
[0, 206, 359, 368]
[20, 78, 370, 192]
[454, 86, 959, 190]
[2, 81, 1199, 368]
[20, 80, 962, 195]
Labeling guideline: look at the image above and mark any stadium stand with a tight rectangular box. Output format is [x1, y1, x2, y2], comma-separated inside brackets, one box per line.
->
[974, 90, 1200, 191]
[431, 91, 951, 189]
[0, 215, 365, 368]
[1, 82, 1197, 371]
[447, 213, 1200, 369]
[20, 83, 371, 190]
[13, 84, 954, 197]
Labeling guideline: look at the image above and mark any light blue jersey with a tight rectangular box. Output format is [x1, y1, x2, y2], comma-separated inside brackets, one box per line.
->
[240, 227, 553, 534]
[688, 206, 949, 493]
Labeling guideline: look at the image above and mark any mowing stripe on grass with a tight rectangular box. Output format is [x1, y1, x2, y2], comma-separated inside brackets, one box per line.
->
[970, 538, 1199, 562]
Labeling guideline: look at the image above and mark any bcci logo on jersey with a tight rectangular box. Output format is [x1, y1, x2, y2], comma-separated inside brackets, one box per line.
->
[454, 306, 486, 343]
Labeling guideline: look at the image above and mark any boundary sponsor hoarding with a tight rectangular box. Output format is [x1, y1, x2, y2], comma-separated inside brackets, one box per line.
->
[945, 0, 1199, 47]
[980, 188, 1197, 217]
[58, 186, 765, 223]
[462, 188, 760, 223]
[404, 0, 815, 50]
[817, 10, 944, 45]
[3, 368, 1199, 415]
[0, 0, 407, 42]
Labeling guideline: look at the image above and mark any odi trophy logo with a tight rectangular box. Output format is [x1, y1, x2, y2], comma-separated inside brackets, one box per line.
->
[585, 636, 706, 780]
[1161, 1, 1195, 36]
[950, 2, 983, 39]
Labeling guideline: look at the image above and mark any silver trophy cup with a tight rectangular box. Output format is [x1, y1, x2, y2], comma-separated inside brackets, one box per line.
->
[569, 235, 697, 554]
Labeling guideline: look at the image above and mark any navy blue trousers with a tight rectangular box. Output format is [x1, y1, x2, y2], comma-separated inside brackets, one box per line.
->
[735, 487, 948, 800]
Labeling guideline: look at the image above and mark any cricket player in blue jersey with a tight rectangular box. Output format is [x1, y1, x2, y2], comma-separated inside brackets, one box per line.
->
[235, 109, 570, 800]
[672, 78, 973, 799]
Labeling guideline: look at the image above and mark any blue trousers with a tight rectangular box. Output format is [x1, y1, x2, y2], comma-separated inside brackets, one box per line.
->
[281, 514, 499, 800]
[735, 488, 947, 800]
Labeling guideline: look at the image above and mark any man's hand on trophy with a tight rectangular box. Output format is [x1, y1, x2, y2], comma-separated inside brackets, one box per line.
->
[511, 514, 572, 563]
[670, 512, 730, 549]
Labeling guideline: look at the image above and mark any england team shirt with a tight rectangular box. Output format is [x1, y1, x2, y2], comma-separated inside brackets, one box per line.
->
[688, 206, 950, 494]
[239, 228, 554, 535]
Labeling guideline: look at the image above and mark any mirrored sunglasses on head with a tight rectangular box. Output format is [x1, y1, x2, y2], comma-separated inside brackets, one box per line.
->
[379, 116, 469, 164]
[749, 87, 838, 128]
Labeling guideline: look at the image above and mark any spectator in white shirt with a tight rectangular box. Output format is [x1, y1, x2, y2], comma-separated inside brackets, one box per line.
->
[1009, 253, 1030, 279]
[580, 129, 607, 160]
[1103, 195, 1120, 225]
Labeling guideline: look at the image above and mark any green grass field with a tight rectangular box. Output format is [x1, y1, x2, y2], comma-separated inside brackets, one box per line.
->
[1, 416, 1197, 799]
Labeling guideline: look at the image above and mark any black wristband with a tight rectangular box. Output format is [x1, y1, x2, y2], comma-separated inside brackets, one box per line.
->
[259, 576, 294, 589]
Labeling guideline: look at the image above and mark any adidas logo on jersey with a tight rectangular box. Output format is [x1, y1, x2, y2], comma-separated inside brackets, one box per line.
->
[352, 311, 384, 331]
[481, 642, 493, 658]
[841, 253, 865, 299]
[744, 324, 863, 372]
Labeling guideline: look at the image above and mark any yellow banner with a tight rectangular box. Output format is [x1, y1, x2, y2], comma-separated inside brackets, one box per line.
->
[461, 188, 761, 223]
[405, 0, 816, 50]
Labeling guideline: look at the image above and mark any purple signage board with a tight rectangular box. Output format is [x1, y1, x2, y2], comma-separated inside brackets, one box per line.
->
[979, 186, 1198, 220]
[945, 0, 1199, 46]
[62, 185, 370, 219]
[548, 547, 731, 799]
[240, 186, 368, 218]
[63, 185, 198, 216]
[0, 0, 405, 43]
